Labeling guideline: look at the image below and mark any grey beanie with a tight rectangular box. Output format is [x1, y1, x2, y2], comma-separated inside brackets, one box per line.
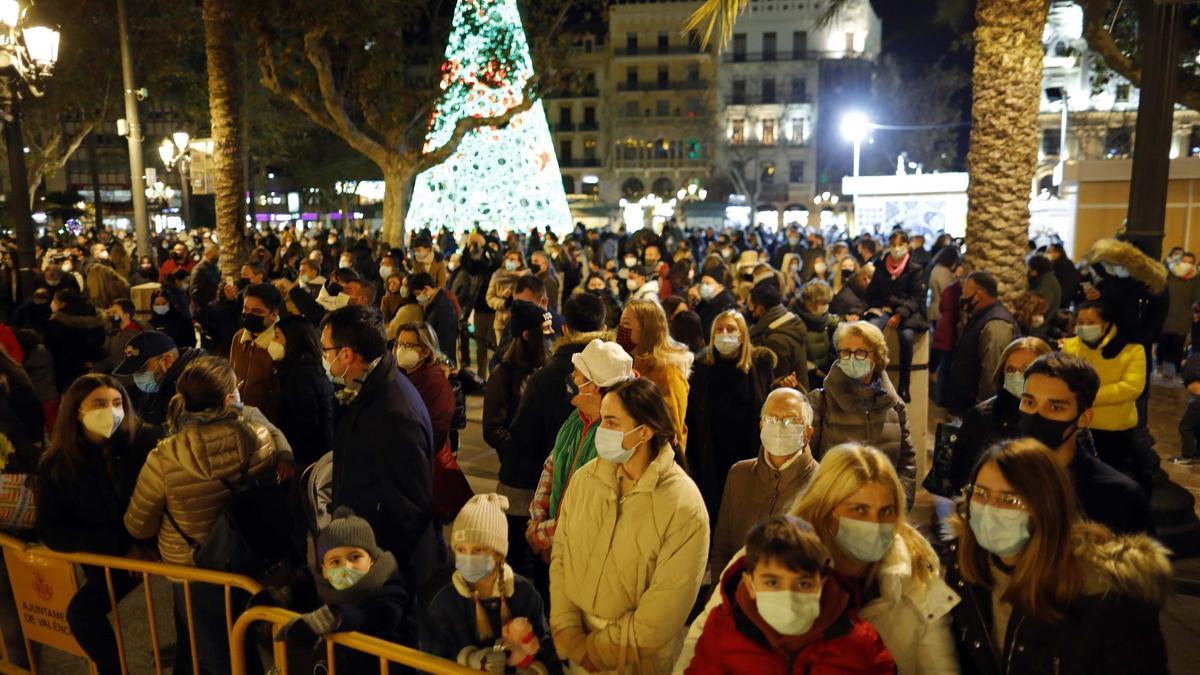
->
[317, 507, 383, 560]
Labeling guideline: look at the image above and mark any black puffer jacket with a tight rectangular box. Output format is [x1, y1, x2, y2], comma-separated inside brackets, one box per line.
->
[748, 305, 809, 383]
[950, 391, 1021, 494]
[866, 256, 929, 331]
[43, 307, 108, 390]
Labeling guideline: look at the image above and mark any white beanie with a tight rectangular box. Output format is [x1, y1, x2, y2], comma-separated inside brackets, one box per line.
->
[571, 339, 634, 387]
[452, 494, 510, 556]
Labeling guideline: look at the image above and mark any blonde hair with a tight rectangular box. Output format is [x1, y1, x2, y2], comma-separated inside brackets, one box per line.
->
[624, 299, 692, 376]
[791, 442, 931, 583]
[701, 309, 753, 372]
[833, 320, 889, 379]
[799, 279, 834, 308]
[992, 336, 1052, 389]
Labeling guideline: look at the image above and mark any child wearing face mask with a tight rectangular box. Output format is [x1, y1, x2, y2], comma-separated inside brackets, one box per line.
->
[274, 507, 416, 673]
[424, 494, 557, 673]
[688, 514, 894, 675]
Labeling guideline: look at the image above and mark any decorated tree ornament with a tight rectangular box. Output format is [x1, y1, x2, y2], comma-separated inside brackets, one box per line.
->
[406, 0, 570, 235]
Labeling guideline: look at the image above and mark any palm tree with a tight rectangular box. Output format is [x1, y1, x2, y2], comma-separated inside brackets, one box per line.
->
[203, 0, 246, 277]
[689, 0, 1048, 301]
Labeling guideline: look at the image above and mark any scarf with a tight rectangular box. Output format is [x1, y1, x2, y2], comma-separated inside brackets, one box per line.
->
[314, 550, 400, 607]
[885, 251, 910, 279]
[549, 410, 599, 518]
[734, 574, 851, 656]
[452, 562, 515, 642]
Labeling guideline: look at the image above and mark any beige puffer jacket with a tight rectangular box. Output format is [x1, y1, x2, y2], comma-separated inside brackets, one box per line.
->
[124, 408, 277, 565]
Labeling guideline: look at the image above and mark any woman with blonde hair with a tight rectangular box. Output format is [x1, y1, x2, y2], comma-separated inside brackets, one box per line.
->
[685, 309, 777, 517]
[617, 299, 693, 451]
[779, 252, 804, 301]
[948, 438, 1169, 674]
[808, 321, 916, 503]
[675, 442, 959, 675]
[947, 336, 1052, 494]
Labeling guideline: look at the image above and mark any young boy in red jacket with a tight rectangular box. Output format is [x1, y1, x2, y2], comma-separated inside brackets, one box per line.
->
[687, 514, 894, 675]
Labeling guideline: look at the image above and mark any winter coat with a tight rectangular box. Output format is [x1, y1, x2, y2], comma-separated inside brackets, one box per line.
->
[631, 279, 661, 303]
[404, 360, 455, 454]
[412, 256, 448, 291]
[687, 557, 894, 675]
[946, 301, 1018, 412]
[550, 448, 709, 674]
[484, 359, 536, 484]
[459, 245, 501, 314]
[1068, 431, 1153, 535]
[932, 282, 962, 353]
[149, 306, 196, 350]
[943, 528, 1170, 675]
[710, 447, 818, 575]
[123, 407, 277, 565]
[85, 263, 130, 310]
[507, 331, 608, 491]
[696, 290, 737, 337]
[830, 282, 868, 319]
[229, 328, 281, 423]
[385, 302, 425, 341]
[685, 347, 775, 518]
[927, 264, 956, 323]
[1061, 329, 1145, 431]
[422, 564, 557, 669]
[312, 551, 416, 675]
[330, 352, 439, 588]
[37, 424, 162, 556]
[1029, 270, 1062, 320]
[635, 350, 692, 453]
[950, 392, 1020, 495]
[795, 308, 839, 380]
[538, 268, 563, 314]
[749, 305, 809, 383]
[420, 289, 459, 367]
[866, 256, 929, 331]
[809, 366, 916, 505]
[678, 525, 960, 675]
[43, 306, 108, 390]
[1081, 238, 1169, 346]
[274, 359, 335, 469]
[486, 268, 524, 341]
[1163, 271, 1200, 336]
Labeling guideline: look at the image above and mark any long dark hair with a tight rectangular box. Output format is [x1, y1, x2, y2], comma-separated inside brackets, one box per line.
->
[41, 373, 138, 481]
[503, 324, 549, 371]
[275, 315, 323, 374]
[605, 378, 687, 471]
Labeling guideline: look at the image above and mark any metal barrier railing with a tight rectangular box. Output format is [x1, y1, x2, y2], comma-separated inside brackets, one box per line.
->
[0, 531, 262, 675]
[231, 605, 479, 675]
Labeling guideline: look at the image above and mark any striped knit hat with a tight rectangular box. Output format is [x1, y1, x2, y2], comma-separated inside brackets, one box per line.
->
[452, 493, 510, 557]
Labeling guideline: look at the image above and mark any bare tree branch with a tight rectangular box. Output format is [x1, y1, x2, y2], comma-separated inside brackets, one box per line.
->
[302, 30, 390, 165]
[413, 75, 542, 174]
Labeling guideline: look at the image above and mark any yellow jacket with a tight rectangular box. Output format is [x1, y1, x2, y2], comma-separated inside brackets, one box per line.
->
[635, 353, 692, 454]
[550, 448, 709, 674]
[1061, 331, 1145, 431]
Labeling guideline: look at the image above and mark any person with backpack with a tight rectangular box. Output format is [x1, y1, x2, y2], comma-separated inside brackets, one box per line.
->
[124, 356, 280, 675]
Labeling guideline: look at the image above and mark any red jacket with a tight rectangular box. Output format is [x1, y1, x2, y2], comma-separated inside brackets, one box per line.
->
[932, 281, 962, 353]
[402, 359, 456, 453]
[687, 557, 894, 675]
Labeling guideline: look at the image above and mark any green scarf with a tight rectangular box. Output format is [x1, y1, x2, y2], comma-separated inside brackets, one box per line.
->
[549, 410, 599, 518]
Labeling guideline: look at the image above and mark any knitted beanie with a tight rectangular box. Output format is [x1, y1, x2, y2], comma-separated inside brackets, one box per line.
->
[318, 507, 383, 560]
[452, 494, 510, 557]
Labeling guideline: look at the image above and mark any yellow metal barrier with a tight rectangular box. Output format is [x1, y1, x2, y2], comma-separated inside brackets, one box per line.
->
[0, 531, 262, 675]
[231, 606, 480, 675]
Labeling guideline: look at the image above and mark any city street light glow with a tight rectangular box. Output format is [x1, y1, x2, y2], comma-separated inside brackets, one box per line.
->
[172, 131, 190, 151]
[840, 111, 871, 143]
[0, 1, 17, 29]
[22, 26, 60, 69]
[158, 139, 174, 165]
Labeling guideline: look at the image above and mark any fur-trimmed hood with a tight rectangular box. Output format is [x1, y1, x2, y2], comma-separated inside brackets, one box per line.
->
[550, 329, 611, 354]
[751, 345, 777, 372]
[1076, 526, 1172, 607]
[1083, 238, 1168, 294]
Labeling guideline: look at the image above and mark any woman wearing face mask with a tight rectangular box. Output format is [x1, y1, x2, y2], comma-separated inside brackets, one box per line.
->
[379, 271, 409, 322]
[779, 253, 804, 301]
[272, 316, 334, 472]
[1060, 301, 1149, 489]
[864, 231, 928, 402]
[808, 321, 916, 505]
[550, 378, 708, 674]
[686, 309, 777, 519]
[37, 374, 162, 675]
[617, 299, 693, 452]
[945, 337, 1052, 497]
[130, 255, 159, 286]
[946, 439, 1169, 675]
[486, 249, 529, 346]
[692, 269, 737, 337]
[148, 289, 196, 349]
[394, 322, 455, 457]
[677, 443, 958, 675]
[790, 279, 840, 390]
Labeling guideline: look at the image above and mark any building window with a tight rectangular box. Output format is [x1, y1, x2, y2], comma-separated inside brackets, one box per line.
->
[1115, 84, 1131, 102]
[761, 163, 777, 185]
[1042, 128, 1061, 156]
[625, 100, 639, 117]
[1105, 127, 1132, 158]
[762, 78, 776, 104]
[657, 31, 669, 53]
[686, 98, 702, 116]
[790, 77, 807, 103]
[789, 161, 805, 183]
[560, 107, 572, 126]
[563, 175, 576, 194]
[733, 33, 747, 62]
[657, 100, 670, 117]
[732, 79, 747, 104]
[687, 63, 699, 84]
[763, 32, 777, 61]
[657, 65, 669, 88]
[686, 138, 703, 160]
[652, 177, 674, 195]
[622, 178, 645, 199]
[581, 177, 600, 196]
[584, 106, 596, 125]
[626, 67, 638, 88]
[793, 31, 807, 58]
[626, 32, 637, 53]
[731, 119, 745, 144]
[559, 139, 573, 161]
[788, 117, 806, 144]
[584, 138, 597, 161]
[762, 119, 776, 146]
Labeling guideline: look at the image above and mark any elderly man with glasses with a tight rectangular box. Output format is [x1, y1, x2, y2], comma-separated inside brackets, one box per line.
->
[709, 387, 820, 574]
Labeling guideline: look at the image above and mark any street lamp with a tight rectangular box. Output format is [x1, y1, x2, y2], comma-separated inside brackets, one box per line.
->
[0, 1, 60, 297]
[675, 182, 707, 230]
[840, 111, 872, 177]
[159, 132, 192, 229]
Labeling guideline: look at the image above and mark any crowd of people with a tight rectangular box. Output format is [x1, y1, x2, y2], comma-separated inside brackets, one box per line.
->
[0, 216, 1187, 674]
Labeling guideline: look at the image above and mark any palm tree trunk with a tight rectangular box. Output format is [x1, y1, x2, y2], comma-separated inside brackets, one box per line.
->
[203, 0, 246, 278]
[963, 0, 1049, 303]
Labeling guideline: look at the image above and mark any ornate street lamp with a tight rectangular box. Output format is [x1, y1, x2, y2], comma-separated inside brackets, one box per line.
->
[159, 132, 192, 229]
[0, 0, 60, 296]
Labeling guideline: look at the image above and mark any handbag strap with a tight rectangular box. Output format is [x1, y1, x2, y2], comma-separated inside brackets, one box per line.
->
[163, 506, 199, 550]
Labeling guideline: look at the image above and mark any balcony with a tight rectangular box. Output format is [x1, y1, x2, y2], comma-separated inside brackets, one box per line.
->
[559, 158, 602, 168]
[615, 109, 708, 122]
[613, 156, 710, 170]
[727, 94, 810, 106]
[555, 122, 576, 132]
[578, 121, 599, 131]
[616, 79, 709, 93]
[614, 45, 709, 58]
[724, 50, 863, 63]
[545, 87, 601, 99]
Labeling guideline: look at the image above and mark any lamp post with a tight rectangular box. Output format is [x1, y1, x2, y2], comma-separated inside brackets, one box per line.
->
[674, 182, 707, 230]
[839, 111, 872, 178]
[0, 0, 60, 298]
[159, 132, 192, 230]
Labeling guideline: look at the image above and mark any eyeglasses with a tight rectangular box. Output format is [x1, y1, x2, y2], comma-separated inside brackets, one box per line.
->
[962, 484, 1027, 511]
[396, 342, 421, 351]
[762, 415, 806, 428]
[321, 345, 342, 355]
[837, 349, 870, 361]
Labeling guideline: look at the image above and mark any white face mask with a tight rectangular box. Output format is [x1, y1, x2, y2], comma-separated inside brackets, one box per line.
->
[834, 517, 895, 563]
[379, 265, 393, 280]
[760, 420, 806, 457]
[713, 333, 742, 356]
[152, 304, 170, 315]
[890, 247, 907, 260]
[594, 424, 645, 464]
[626, 278, 640, 291]
[969, 503, 1031, 557]
[753, 586, 822, 636]
[1171, 262, 1195, 278]
[395, 347, 421, 370]
[81, 405, 125, 439]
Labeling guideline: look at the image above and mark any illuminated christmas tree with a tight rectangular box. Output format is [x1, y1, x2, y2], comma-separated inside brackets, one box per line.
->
[405, 0, 571, 235]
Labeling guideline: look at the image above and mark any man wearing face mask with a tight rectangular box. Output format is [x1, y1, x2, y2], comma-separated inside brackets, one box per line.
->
[408, 273, 459, 366]
[945, 272, 1017, 415]
[710, 388, 820, 574]
[748, 282, 809, 384]
[114, 331, 206, 426]
[691, 270, 737, 336]
[1017, 353, 1152, 534]
[320, 305, 441, 591]
[229, 284, 284, 423]
[410, 233, 447, 290]
[769, 226, 805, 270]
[1160, 251, 1199, 375]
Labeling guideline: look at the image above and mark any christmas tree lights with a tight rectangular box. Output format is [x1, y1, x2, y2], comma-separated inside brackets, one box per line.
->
[405, 0, 571, 235]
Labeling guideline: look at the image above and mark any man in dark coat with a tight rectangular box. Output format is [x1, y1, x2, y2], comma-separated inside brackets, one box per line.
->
[747, 282, 808, 385]
[945, 272, 1017, 414]
[693, 270, 737, 337]
[457, 234, 501, 374]
[43, 289, 108, 391]
[320, 305, 441, 591]
[409, 272, 459, 367]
